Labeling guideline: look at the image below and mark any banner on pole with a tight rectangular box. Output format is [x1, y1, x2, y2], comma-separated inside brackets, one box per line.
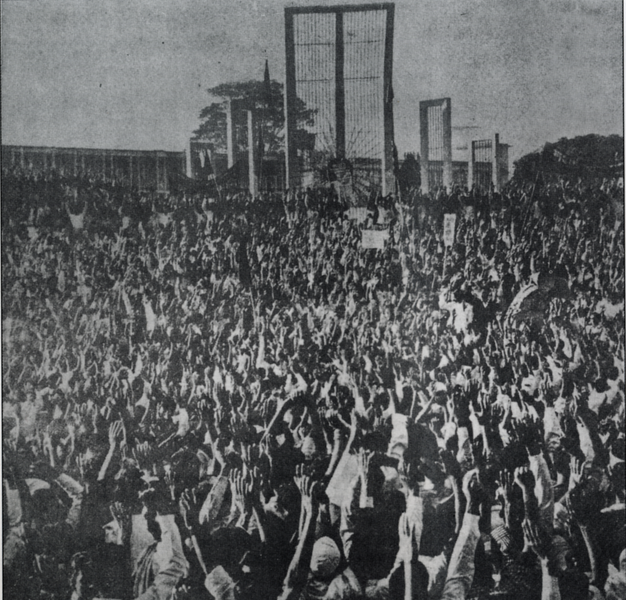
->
[361, 229, 389, 249]
[443, 213, 456, 248]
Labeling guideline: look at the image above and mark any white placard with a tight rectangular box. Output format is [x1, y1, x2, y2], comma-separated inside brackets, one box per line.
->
[346, 207, 368, 223]
[443, 213, 457, 247]
[361, 229, 389, 249]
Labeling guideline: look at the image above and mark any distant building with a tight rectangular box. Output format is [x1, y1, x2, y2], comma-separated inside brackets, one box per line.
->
[2, 145, 185, 193]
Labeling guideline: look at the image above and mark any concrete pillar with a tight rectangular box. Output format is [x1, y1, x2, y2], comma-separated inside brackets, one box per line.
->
[442, 99, 452, 191]
[186, 140, 193, 178]
[226, 100, 235, 169]
[468, 140, 475, 190]
[419, 103, 429, 194]
[247, 110, 256, 196]
[382, 5, 395, 197]
[284, 8, 298, 188]
[335, 11, 345, 159]
[492, 133, 500, 192]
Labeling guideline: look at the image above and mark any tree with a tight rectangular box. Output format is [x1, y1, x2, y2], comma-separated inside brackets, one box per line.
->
[193, 80, 315, 158]
[512, 134, 623, 184]
[397, 153, 420, 193]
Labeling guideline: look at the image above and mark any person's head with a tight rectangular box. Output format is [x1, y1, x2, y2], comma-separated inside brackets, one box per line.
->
[102, 518, 122, 545]
[549, 535, 576, 573]
[300, 435, 318, 460]
[309, 536, 341, 580]
[588, 585, 603, 600]
[605, 568, 626, 600]
[139, 489, 168, 542]
[70, 552, 97, 600]
[30, 487, 68, 528]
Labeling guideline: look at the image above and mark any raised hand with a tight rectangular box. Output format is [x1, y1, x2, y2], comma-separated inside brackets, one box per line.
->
[497, 470, 517, 528]
[568, 456, 586, 491]
[133, 441, 153, 476]
[294, 466, 319, 516]
[42, 425, 56, 468]
[110, 501, 131, 544]
[229, 469, 250, 518]
[513, 465, 535, 495]
[179, 488, 202, 532]
[108, 420, 124, 448]
[462, 469, 483, 516]
[357, 448, 376, 508]
[522, 518, 550, 560]
[163, 462, 176, 500]
[402, 459, 424, 498]
[451, 386, 471, 426]
[439, 448, 462, 481]
[567, 479, 602, 526]
[397, 512, 414, 564]
[514, 466, 539, 521]
[518, 418, 543, 456]
[357, 448, 373, 482]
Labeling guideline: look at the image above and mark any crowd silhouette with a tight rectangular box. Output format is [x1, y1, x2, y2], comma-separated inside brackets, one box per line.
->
[2, 165, 625, 599]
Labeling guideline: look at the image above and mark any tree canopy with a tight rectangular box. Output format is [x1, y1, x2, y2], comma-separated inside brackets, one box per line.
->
[512, 134, 623, 184]
[193, 80, 315, 158]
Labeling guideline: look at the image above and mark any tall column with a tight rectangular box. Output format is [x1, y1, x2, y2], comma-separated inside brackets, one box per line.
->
[492, 133, 500, 192]
[382, 4, 396, 197]
[226, 100, 235, 169]
[247, 110, 256, 196]
[442, 99, 452, 191]
[284, 8, 298, 189]
[186, 140, 193, 177]
[419, 103, 429, 194]
[468, 141, 475, 190]
[335, 11, 345, 159]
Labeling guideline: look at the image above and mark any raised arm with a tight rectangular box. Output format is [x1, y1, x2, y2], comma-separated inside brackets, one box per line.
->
[440, 470, 483, 600]
[278, 472, 320, 600]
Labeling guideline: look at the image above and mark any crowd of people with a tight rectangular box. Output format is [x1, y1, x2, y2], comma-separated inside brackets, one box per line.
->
[2, 165, 625, 600]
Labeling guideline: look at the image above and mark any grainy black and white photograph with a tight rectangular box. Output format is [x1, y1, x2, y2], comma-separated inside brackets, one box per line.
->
[1, 1, 624, 599]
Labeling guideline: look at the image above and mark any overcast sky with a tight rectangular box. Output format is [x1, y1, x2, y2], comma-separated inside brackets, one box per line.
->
[1, 0, 622, 162]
